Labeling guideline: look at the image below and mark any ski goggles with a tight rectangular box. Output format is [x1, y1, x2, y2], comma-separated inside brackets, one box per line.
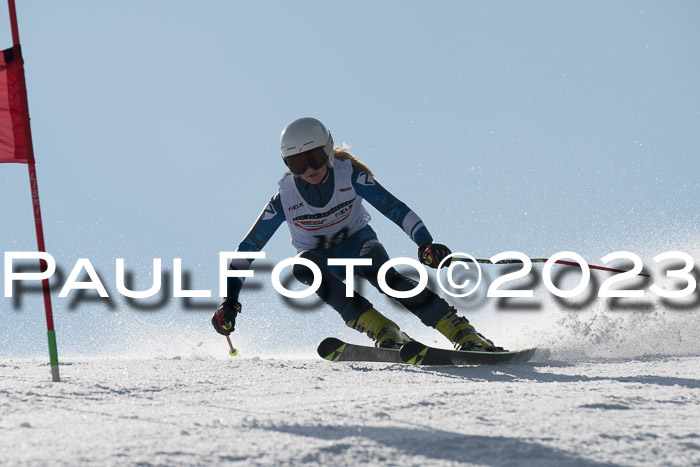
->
[284, 147, 328, 175]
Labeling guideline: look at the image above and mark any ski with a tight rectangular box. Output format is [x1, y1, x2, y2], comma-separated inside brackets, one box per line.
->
[318, 338, 543, 366]
[399, 340, 539, 366]
[317, 337, 404, 364]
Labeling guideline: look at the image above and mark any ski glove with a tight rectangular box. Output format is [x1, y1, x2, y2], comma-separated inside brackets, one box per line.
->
[211, 301, 242, 336]
[418, 243, 452, 269]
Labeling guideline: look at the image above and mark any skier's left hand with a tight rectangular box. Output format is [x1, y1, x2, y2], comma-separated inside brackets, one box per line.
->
[418, 243, 452, 268]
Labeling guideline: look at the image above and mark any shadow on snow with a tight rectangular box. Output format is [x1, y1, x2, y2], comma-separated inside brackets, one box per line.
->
[263, 423, 620, 467]
[415, 362, 700, 390]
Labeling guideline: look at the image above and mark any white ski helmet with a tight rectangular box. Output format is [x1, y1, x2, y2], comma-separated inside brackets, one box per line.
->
[280, 117, 334, 168]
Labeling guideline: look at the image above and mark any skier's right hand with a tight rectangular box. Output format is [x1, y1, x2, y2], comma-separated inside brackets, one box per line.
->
[211, 301, 241, 336]
[418, 243, 452, 269]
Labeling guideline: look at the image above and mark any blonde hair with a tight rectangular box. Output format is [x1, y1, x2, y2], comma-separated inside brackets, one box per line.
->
[333, 144, 375, 178]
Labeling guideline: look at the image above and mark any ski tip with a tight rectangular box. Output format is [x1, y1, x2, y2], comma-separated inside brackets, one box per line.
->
[317, 337, 345, 361]
[399, 341, 429, 365]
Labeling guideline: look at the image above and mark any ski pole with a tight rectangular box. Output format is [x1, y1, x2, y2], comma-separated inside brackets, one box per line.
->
[225, 335, 239, 357]
[451, 257, 649, 277]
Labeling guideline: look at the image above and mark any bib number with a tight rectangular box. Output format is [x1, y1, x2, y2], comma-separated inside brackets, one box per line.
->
[314, 227, 350, 249]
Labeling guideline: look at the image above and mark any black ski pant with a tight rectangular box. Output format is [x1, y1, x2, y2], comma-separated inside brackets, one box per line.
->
[291, 237, 449, 327]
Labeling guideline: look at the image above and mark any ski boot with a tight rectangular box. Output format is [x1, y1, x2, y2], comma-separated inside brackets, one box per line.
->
[347, 308, 410, 349]
[435, 307, 504, 352]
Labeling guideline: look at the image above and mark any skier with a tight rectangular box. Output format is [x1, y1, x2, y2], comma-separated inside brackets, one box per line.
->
[212, 117, 502, 351]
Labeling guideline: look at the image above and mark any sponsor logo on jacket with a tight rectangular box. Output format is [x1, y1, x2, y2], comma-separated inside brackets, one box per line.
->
[288, 202, 304, 212]
[262, 203, 277, 220]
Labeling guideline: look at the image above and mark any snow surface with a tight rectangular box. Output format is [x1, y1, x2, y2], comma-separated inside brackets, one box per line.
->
[2, 214, 698, 466]
[1, 354, 698, 466]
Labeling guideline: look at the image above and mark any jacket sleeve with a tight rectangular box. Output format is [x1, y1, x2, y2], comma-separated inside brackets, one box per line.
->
[351, 168, 433, 247]
[224, 192, 284, 303]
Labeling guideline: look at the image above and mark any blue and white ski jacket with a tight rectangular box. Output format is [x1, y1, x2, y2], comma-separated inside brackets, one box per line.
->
[225, 160, 433, 303]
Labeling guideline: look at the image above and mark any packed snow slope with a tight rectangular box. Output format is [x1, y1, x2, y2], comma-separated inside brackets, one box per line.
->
[1, 354, 698, 466]
[2, 234, 699, 466]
